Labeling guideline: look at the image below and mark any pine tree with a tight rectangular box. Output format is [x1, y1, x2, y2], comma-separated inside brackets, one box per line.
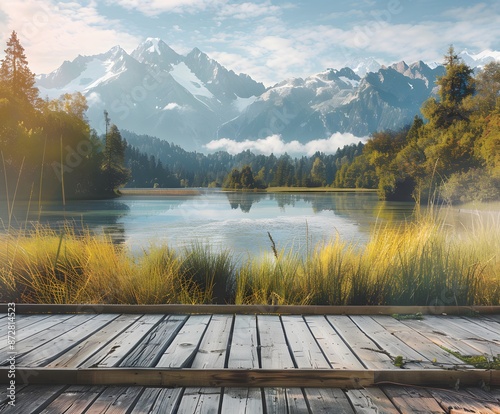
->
[422, 45, 475, 128]
[102, 122, 129, 193]
[0, 31, 39, 104]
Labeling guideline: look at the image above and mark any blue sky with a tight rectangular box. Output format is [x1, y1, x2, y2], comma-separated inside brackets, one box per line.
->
[1, 0, 499, 85]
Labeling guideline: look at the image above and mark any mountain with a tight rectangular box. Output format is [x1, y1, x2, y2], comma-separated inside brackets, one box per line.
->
[218, 62, 445, 142]
[458, 49, 500, 69]
[36, 41, 498, 151]
[37, 38, 265, 151]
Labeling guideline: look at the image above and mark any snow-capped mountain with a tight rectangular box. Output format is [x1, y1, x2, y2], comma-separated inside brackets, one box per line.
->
[218, 62, 445, 142]
[458, 49, 500, 69]
[36, 41, 499, 151]
[37, 38, 265, 151]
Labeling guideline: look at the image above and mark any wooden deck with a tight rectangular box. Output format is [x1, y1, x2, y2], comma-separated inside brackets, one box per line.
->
[1, 305, 499, 413]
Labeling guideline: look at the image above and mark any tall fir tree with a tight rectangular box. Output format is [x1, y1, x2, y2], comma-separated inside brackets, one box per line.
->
[0, 31, 39, 104]
[422, 45, 475, 128]
[102, 121, 130, 193]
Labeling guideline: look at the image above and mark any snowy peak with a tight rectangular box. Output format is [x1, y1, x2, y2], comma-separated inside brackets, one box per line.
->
[131, 38, 182, 68]
[184, 46, 265, 100]
[347, 57, 382, 77]
[458, 49, 500, 68]
[37, 46, 137, 92]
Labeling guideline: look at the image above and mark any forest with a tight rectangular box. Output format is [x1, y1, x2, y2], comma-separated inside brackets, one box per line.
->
[0, 31, 129, 201]
[1, 32, 499, 205]
[335, 47, 500, 203]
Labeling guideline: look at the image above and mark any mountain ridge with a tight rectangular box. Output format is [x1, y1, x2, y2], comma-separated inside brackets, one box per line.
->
[36, 39, 499, 151]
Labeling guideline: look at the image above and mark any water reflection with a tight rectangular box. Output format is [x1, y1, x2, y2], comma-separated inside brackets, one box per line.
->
[225, 192, 266, 212]
[1, 191, 422, 256]
[0, 199, 131, 244]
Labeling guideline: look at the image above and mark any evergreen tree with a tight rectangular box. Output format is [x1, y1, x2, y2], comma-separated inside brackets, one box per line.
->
[310, 157, 326, 186]
[422, 46, 475, 128]
[0, 31, 39, 104]
[102, 122, 129, 193]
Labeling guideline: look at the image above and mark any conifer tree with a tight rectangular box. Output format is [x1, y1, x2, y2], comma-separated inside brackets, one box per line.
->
[102, 119, 130, 193]
[422, 46, 475, 128]
[0, 31, 39, 104]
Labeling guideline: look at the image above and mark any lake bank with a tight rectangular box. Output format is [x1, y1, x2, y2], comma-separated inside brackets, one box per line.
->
[1, 209, 498, 306]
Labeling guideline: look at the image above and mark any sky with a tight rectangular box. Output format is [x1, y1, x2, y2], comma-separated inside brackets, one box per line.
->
[1, 1, 500, 87]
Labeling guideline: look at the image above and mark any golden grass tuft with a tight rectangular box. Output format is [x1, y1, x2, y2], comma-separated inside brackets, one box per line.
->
[0, 207, 499, 305]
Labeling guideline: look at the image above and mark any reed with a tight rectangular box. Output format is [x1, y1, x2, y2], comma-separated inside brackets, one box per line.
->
[0, 207, 498, 305]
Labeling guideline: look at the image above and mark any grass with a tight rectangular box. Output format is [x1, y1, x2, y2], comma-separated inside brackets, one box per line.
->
[0, 206, 499, 305]
[439, 347, 500, 369]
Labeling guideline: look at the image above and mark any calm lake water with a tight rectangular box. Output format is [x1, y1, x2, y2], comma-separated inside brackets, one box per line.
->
[1, 189, 421, 257]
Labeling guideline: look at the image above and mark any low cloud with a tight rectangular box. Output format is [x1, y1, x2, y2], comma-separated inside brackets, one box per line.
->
[163, 102, 184, 110]
[205, 133, 367, 156]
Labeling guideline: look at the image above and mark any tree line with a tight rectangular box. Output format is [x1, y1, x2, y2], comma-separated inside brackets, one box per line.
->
[335, 46, 500, 204]
[123, 129, 364, 190]
[0, 31, 129, 202]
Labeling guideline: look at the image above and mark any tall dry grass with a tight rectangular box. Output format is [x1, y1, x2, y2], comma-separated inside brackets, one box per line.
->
[0, 207, 498, 305]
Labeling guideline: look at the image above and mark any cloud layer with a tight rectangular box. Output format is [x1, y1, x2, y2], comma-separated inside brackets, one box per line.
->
[205, 133, 367, 156]
[1, 1, 499, 84]
[0, 0, 140, 74]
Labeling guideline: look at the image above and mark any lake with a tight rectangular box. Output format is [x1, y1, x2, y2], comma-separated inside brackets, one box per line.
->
[1, 190, 419, 257]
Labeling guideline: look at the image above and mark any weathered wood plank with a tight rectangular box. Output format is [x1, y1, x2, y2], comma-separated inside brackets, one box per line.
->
[263, 388, 287, 414]
[191, 314, 233, 369]
[467, 387, 500, 400]
[39, 385, 103, 414]
[156, 315, 211, 368]
[221, 388, 263, 414]
[7, 303, 500, 315]
[401, 318, 484, 356]
[326, 316, 394, 369]
[4, 367, 499, 388]
[383, 386, 446, 413]
[486, 315, 500, 324]
[47, 314, 143, 368]
[1, 314, 98, 364]
[17, 314, 118, 367]
[81, 386, 142, 414]
[281, 315, 330, 369]
[228, 314, 259, 369]
[304, 388, 355, 413]
[258, 315, 294, 369]
[120, 315, 188, 367]
[447, 316, 500, 343]
[305, 315, 364, 370]
[10, 314, 75, 343]
[350, 316, 428, 368]
[82, 315, 163, 368]
[177, 388, 221, 414]
[429, 388, 499, 414]
[422, 315, 500, 356]
[263, 388, 310, 414]
[0, 385, 67, 413]
[345, 388, 400, 414]
[10, 314, 53, 331]
[465, 316, 500, 333]
[372, 316, 468, 367]
[285, 388, 310, 414]
[131, 387, 182, 414]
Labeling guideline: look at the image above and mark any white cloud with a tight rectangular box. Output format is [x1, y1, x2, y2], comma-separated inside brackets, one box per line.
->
[205, 133, 367, 156]
[108, 0, 226, 16]
[163, 102, 188, 111]
[0, 0, 140, 74]
[217, 1, 281, 20]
